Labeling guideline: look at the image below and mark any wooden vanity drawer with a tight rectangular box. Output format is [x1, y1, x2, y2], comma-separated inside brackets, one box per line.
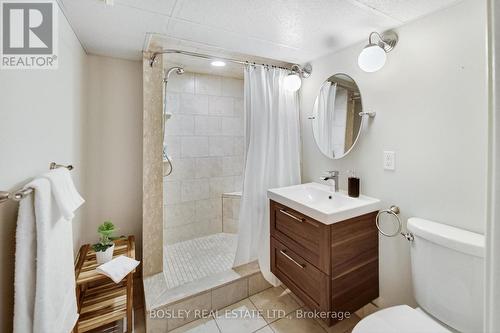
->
[330, 212, 378, 278]
[271, 237, 330, 311]
[331, 212, 378, 244]
[270, 200, 330, 273]
[332, 258, 379, 313]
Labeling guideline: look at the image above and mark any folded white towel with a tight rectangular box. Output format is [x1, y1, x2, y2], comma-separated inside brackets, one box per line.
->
[14, 178, 79, 333]
[42, 168, 84, 220]
[96, 256, 140, 283]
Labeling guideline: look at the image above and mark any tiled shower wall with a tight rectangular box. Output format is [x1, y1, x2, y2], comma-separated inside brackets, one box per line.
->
[163, 72, 244, 245]
[222, 193, 241, 234]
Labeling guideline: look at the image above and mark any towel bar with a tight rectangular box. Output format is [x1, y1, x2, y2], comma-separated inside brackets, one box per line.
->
[50, 162, 74, 170]
[0, 162, 74, 204]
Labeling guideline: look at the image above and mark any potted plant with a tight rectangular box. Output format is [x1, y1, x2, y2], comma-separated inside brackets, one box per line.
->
[93, 221, 116, 264]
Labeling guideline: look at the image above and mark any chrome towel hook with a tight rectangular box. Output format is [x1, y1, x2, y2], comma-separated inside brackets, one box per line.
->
[376, 205, 414, 242]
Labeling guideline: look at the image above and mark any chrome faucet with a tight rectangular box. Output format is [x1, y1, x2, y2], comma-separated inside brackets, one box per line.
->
[321, 171, 339, 192]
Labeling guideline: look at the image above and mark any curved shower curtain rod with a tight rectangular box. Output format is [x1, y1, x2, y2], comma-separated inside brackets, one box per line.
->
[149, 49, 312, 78]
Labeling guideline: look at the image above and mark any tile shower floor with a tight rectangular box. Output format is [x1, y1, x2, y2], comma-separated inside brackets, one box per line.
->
[164, 233, 238, 289]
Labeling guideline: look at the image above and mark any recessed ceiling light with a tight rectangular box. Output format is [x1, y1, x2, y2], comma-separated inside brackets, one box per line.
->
[211, 60, 226, 67]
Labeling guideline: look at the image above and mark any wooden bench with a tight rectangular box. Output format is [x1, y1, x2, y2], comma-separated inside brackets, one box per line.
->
[74, 236, 135, 333]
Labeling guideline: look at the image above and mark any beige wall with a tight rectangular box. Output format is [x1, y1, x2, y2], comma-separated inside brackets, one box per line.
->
[0, 24, 143, 333]
[300, 0, 488, 308]
[84, 55, 143, 257]
[0, 8, 87, 332]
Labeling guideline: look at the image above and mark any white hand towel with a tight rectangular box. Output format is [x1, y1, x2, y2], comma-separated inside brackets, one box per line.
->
[42, 168, 84, 220]
[96, 256, 140, 284]
[14, 178, 80, 333]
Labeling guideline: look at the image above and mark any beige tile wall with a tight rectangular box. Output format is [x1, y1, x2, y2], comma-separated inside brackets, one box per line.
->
[142, 52, 164, 276]
[222, 194, 241, 234]
[163, 73, 244, 244]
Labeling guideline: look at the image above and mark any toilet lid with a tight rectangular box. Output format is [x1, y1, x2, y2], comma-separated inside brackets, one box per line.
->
[352, 305, 451, 333]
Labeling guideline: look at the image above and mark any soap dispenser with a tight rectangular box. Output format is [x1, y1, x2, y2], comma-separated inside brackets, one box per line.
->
[347, 170, 360, 198]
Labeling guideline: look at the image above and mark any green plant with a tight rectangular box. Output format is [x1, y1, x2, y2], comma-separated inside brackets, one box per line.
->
[92, 221, 116, 252]
[92, 242, 112, 252]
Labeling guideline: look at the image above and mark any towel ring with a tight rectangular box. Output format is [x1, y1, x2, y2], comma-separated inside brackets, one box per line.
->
[376, 205, 414, 242]
[376, 206, 402, 237]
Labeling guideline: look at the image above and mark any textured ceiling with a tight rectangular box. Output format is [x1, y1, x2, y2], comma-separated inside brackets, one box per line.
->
[58, 0, 462, 70]
[147, 36, 292, 79]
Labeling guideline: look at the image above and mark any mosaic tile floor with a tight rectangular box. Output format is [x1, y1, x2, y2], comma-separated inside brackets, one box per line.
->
[163, 233, 238, 289]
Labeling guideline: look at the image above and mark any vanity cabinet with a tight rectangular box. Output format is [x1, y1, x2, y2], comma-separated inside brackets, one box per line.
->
[270, 200, 379, 326]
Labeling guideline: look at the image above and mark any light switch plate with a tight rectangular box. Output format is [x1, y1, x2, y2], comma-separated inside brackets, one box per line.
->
[384, 151, 395, 170]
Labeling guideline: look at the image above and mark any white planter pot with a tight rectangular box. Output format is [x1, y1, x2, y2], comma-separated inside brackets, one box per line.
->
[96, 243, 115, 264]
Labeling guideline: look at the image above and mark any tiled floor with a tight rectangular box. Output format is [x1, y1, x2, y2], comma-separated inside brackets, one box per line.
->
[164, 233, 238, 289]
[161, 286, 361, 333]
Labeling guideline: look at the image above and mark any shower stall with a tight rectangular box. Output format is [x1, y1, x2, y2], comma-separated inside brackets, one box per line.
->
[161, 64, 245, 289]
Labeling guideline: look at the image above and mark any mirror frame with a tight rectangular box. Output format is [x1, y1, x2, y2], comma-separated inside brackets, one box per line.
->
[311, 73, 364, 160]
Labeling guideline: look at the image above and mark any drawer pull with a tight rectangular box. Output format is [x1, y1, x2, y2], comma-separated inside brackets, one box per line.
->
[280, 250, 306, 269]
[279, 209, 304, 223]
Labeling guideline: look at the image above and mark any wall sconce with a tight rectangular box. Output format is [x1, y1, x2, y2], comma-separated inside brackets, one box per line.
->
[358, 31, 398, 73]
[284, 63, 312, 91]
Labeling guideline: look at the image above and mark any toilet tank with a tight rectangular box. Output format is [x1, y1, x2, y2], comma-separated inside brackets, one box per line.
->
[407, 218, 484, 333]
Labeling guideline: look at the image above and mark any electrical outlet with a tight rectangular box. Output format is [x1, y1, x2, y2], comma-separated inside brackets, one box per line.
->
[384, 151, 395, 170]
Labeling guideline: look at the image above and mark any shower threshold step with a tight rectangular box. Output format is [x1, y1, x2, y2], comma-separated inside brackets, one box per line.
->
[143, 260, 262, 311]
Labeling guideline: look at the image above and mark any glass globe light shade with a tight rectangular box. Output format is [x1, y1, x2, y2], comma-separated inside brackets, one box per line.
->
[358, 44, 387, 73]
[284, 73, 302, 91]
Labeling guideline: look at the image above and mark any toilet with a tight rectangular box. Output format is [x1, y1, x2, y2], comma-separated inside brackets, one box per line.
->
[353, 217, 485, 333]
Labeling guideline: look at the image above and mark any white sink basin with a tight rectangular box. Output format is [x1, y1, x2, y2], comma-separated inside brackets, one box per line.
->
[267, 182, 381, 225]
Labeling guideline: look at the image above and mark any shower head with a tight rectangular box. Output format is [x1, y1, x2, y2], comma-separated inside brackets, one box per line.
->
[164, 66, 185, 82]
[163, 66, 184, 125]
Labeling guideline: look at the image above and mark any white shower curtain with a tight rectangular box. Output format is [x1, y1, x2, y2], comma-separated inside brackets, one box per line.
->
[233, 65, 301, 285]
[332, 86, 348, 157]
[313, 82, 337, 156]
[312, 82, 349, 158]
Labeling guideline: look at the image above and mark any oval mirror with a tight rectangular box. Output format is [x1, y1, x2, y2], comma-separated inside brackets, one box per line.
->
[311, 73, 363, 159]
